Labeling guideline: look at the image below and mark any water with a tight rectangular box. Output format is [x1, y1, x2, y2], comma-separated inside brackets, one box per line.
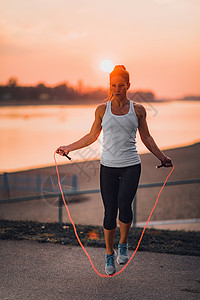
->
[0, 101, 199, 172]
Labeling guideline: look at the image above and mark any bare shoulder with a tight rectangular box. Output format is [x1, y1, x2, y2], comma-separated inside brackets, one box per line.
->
[95, 103, 107, 119]
[132, 101, 146, 120]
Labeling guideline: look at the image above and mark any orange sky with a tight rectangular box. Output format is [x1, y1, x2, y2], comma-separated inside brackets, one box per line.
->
[0, 0, 200, 99]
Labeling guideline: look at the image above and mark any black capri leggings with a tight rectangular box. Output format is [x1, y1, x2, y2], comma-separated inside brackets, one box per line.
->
[100, 163, 141, 230]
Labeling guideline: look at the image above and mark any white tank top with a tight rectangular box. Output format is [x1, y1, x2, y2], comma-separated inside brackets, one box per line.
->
[100, 99, 141, 167]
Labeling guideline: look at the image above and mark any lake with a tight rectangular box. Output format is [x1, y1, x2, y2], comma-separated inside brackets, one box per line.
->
[0, 100, 199, 172]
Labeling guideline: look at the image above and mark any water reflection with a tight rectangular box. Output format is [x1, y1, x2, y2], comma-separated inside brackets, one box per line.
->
[0, 101, 199, 172]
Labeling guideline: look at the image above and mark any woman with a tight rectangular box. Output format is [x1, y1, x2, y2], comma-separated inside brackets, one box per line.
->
[56, 65, 173, 275]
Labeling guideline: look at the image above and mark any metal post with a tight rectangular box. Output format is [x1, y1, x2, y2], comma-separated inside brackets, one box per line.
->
[36, 174, 41, 194]
[132, 193, 137, 228]
[3, 172, 10, 198]
[71, 174, 78, 192]
[58, 195, 63, 226]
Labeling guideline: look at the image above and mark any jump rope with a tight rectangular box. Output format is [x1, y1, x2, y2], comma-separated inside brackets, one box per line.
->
[54, 152, 174, 277]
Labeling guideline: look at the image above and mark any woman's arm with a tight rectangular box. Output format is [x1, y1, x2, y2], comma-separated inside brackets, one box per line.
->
[56, 104, 105, 156]
[137, 104, 173, 167]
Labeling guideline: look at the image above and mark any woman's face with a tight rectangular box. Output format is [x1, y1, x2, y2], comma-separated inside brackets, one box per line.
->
[110, 75, 130, 100]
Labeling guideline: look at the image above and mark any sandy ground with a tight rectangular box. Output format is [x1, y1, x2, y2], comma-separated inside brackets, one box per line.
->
[0, 142, 200, 231]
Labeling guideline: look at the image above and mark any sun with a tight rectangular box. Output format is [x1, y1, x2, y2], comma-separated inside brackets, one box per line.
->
[100, 59, 114, 73]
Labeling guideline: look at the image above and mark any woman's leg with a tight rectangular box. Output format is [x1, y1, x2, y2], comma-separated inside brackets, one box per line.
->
[119, 220, 132, 244]
[104, 227, 117, 255]
[118, 163, 141, 243]
[100, 164, 119, 255]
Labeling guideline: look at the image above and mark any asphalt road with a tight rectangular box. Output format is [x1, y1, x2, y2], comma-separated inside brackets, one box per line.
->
[0, 240, 200, 300]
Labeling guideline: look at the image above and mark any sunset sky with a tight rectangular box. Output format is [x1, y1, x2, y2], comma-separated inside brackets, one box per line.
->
[0, 0, 199, 99]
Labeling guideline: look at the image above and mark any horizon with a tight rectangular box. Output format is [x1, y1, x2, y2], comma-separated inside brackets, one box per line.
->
[1, 78, 199, 100]
[1, 73, 200, 100]
[1, 0, 200, 99]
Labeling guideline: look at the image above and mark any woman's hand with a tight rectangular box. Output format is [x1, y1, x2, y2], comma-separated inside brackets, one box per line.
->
[161, 156, 173, 167]
[56, 146, 70, 157]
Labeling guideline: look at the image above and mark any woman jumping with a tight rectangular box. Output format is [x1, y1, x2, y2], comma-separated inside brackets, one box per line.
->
[56, 65, 173, 275]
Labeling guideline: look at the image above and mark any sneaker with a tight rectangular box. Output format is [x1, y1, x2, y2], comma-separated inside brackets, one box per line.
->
[117, 243, 129, 265]
[105, 250, 116, 275]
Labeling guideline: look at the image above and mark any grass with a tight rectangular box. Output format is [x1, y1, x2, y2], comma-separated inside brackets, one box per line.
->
[0, 219, 200, 256]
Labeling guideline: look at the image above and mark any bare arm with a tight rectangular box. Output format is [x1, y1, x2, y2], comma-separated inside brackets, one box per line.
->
[56, 104, 104, 156]
[137, 104, 173, 167]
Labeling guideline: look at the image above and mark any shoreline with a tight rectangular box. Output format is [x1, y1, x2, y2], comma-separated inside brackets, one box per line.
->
[1, 140, 200, 174]
[1, 98, 199, 108]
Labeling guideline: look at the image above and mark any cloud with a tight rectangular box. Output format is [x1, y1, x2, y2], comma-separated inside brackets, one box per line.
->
[0, 15, 89, 56]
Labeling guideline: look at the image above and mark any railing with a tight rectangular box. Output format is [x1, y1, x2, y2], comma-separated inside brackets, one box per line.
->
[1, 173, 78, 195]
[1, 176, 200, 227]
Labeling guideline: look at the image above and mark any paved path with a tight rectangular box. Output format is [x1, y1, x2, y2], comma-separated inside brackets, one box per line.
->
[0, 240, 200, 300]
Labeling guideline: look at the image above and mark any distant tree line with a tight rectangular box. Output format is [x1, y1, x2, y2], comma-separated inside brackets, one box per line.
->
[0, 78, 77, 102]
[182, 95, 200, 101]
[0, 77, 158, 104]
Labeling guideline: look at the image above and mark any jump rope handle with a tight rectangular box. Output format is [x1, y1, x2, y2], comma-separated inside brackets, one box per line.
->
[156, 156, 173, 169]
[156, 164, 163, 169]
[63, 153, 72, 160]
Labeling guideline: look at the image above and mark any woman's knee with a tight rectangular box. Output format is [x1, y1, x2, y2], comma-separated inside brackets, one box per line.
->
[104, 204, 118, 230]
[104, 218, 117, 230]
[119, 206, 133, 224]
